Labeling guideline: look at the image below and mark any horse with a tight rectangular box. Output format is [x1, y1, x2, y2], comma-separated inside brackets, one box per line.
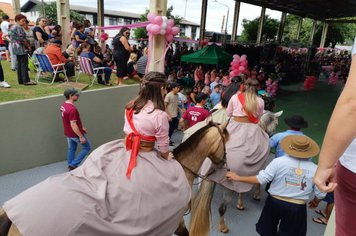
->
[0, 117, 229, 236]
[174, 117, 230, 236]
[189, 110, 282, 236]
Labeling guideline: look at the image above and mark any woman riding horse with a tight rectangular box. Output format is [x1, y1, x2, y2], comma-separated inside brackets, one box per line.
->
[0, 71, 191, 236]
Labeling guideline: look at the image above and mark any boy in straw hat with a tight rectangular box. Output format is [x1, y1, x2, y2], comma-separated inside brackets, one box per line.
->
[226, 135, 326, 236]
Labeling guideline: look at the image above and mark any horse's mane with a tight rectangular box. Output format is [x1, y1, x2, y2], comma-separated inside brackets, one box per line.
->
[259, 111, 278, 137]
[173, 122, 214, 156]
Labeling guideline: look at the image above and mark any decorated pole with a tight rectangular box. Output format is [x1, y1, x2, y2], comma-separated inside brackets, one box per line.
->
[147, 0, 167, 73]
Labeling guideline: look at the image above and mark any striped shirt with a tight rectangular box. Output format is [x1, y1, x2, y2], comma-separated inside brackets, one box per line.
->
[136, 55, 148, 75]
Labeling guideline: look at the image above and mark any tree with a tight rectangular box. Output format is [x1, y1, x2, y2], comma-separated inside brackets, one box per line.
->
[38, 2, 85, 25]
[313, 23, 356, 48]
[0, 9, 7, 24]
[239, 15, 280, 42]
[134, 6, 183, 39]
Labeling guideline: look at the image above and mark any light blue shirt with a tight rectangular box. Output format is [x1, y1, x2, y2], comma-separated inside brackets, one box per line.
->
[270, 130, 306, 157]
[256, 155, 326, 201]
[210, 92, 221, 107]
[210, 81, 222, 92]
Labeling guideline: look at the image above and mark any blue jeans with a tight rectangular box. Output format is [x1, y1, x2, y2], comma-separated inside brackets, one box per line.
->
[168, 117, 179, 139]
[98, 67, 112, 84]
[66, 134, 92, 168]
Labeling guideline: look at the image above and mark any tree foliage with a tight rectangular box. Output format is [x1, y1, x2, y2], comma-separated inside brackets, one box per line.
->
[134, 6, 183, 39]
[0, 9, 7, 24]
[239, 15, 280, 42]
[38, 2, 85, 25]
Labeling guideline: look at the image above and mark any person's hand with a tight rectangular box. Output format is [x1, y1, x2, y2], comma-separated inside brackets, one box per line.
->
[308, 198, 319, 209]
[79, 136, 86, 144]
[313, 166, 337, 193]
[85, 38, 89, 42]
[83, 127, 88, 134]
[226, 171, 238, 181]
[167, 152, 174, 161]
[168, 116, 172, 122]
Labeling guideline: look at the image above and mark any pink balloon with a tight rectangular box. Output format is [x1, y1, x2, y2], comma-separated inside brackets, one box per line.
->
[147, 13, 157, 23]
[240, 61, 248, 67]
[171, 26, 180, 35]
[239, 66, 245, 71]
[233, 55, 240, 60]
[165, 34, 173, 42]
[151, 24, 161, 34]
[229, 71, 235, 78]
[241, 54, 247, 60]
[233, 58, 240, 63]
[166, 25, 172, 34]
[240, 57, 246, 62]
[154, 16, 163, 25]
[146, 24, 153, 32]
[147, 32, 152, 36]
[233, 69, 240, 75]
[167, 19, 175, 27]
[230, 62, 234, 67]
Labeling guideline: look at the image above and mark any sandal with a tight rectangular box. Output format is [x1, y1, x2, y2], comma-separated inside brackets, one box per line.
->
[312, 218, 327, 225]
[315, 209, 326, 218]
[105, 83, 113, 86]
[24, 82, 37, 85]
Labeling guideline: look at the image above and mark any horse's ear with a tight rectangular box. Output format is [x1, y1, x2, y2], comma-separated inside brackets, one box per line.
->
[274, 110, 283, 118]
[219, 119, 229, 131]
[206, 115, 213, 125]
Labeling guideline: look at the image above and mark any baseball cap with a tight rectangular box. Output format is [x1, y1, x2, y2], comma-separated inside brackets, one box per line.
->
[171, 82, 179, 88]
[52, 39, 62, 45]
[2, 15, 9, 20]
[64, 87, 82, 97]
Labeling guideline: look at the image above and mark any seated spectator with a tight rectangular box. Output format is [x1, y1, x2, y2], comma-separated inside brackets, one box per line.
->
[180, 92, 210, 130]
[44, 39, 75, 82]
[65, 43, 78, 68]
[32, 41, 50, 63]
[210, 84, 221, 107]
[126, 53, 137, 76]
[48, 25, 62, 41]
[136, 47, 148, 78]
[77, 42, 112, 86]
[258, 84, 271, 97]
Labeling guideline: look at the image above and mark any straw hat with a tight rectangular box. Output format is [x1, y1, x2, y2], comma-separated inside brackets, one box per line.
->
[280, 135, 320, 158]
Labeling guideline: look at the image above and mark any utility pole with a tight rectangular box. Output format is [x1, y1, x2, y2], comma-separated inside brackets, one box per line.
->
[221, 15, 225, 33]
[184, 0, 188, 19]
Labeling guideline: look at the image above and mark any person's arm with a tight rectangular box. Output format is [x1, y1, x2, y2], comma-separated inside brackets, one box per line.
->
[2, 33, 10, 42]
[180, 118, 188, 131]
[313, 52, 356, 193]
[164, 102, 172, 121]
[190, 93, 197, 104]
[226, 95, 235, 117]
[70, 121, 86, 144]
[92, 56, 102, 64]
[156, 111, 173, 160]
[225, 172, 260, 184]
[70, 28, 76, 39]
[75, 34, 86, 43]
[88, 28, 95, 37]
[308, 196, 323, 209]
[44, 26, 51, 35]
[120, 36, 132, 52]
[35, 31, 44, 43]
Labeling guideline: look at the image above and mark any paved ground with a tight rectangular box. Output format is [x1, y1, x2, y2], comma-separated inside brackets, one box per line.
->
[0, 130, 328, 236]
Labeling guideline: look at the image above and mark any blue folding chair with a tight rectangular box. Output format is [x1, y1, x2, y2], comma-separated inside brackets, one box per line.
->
[35, 54, 68, 85]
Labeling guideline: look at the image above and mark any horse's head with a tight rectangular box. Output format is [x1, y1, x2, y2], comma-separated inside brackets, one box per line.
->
[259, 110, 283, 137]
[204, 116, 230, 168]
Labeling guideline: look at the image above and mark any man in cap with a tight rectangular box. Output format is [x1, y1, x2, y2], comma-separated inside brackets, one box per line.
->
[1, 15, 11, 63]
[180, 92, 210, 131]
[60, 88, 91, 170]
[165, 82, 180, 146]
[270, 114, 309, 158]
[44, 39, 75, 81]
[226, 135, 326, 236]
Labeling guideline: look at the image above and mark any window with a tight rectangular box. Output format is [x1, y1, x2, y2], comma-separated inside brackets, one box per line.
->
[119, 18, 123, 23]
[124, 18, 131, 25]
[109, 17, 118, 25]
[93, 15, 97, 26]
[179, 25, 185, 36]
[191, 26, 197, 40]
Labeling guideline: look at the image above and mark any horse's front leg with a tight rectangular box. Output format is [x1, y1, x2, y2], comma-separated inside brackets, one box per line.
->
[253, 184, 261, 201]
[236, 192, 245, 210]
[219, 186, 235, 233]
[174, 218, 189, 236]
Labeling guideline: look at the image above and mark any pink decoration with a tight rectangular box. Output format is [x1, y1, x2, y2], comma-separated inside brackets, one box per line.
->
[328, 72, 339, 85]
[239, 66, 245, 71]
[304, 76, 317, 90]
[202, 39, 208, 47]
[154, 16, 163, 25]
[147, 13, 157, 23]
[233, 55, 240, 60]
[171, 26, 180, 35]
[146, 24, 153, 32]
[229, 71, 235, 77]
[151, 25, 161, 34]
[98, 33, 108, 42]
[240, 61, 248, 67]
[167, 19, 175, 27]
[266, 78, 278, 97]
[233, 69, 240, 75]
[165, 34, 173, 42]
[166, 25, 172, 34]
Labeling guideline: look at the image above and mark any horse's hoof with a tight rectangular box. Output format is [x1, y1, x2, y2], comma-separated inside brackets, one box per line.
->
[236, 205, 245, 210]
[253, 196, 260, 202]
[219, 226, 229, 233]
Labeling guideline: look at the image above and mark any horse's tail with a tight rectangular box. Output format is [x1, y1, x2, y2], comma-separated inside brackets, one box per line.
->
[189, 180, 216, 236]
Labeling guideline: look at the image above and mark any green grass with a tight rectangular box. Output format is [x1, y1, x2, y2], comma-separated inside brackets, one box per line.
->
[0, 60, 138, 103]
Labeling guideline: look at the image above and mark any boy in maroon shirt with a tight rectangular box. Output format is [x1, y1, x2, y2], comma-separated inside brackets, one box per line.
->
[60, 87, 91, 170]
[180, 92, 210, 130]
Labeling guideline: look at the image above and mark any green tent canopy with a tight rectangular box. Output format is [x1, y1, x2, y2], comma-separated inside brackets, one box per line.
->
[180, 43, 233, 65]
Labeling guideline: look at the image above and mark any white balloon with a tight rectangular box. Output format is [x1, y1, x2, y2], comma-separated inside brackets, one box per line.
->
[161, 22, 167, 29]
[160, 29, 166, 35]
[162, 16, 168, 23]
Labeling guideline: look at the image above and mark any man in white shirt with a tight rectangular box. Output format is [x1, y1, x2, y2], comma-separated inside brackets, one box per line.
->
[1, 15, 10, 63]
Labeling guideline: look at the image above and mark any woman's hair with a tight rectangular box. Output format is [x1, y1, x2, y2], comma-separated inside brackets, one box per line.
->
[239, 72, 248, 83]
[76, 23, 84, 31]
[185, 90, 192, 101]
[126, 72, 167, 114]
[128, 53, 137, 62]
[35, 17, 43, 25]
[53, 25, 61, 32]
[72, 21, 80, 29]
[43, 41, 50, 47]
[143, 47, 149, 56]
[83, 20, 91, 28]
[192, 86, 198, 93]
[15, 14, 26, 22]
[261, 96, 275, 112]
[76, 42, 90, 56]
[115, 27, 130, 39]
[221, 80, 241, 108]
[242, 78, 260, 117]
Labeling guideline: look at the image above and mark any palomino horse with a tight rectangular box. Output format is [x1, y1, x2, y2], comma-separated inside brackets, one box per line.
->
[0, 118, 229, 236]
[189, 110, 282, 236]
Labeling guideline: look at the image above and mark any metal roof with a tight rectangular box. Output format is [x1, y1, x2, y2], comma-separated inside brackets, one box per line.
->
[240, 0, 356, 21]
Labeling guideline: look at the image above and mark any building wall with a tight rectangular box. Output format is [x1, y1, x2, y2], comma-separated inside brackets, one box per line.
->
[0, 85, 139, 176]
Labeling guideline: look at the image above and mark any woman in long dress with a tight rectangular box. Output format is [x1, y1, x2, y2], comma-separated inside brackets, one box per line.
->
[1, 71, 191, 236]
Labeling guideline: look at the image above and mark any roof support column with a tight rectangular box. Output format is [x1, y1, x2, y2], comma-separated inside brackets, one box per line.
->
[256, 7, 266, 44]
[57, 0, 70, 51]
[320, 22, 328, 48]
[12, 0, 21, 15]
[231, 0, 240, 41]
[198, 0, 208, 49]
[295, 16, 303, 40]
[147, 0, 167, 73]
[309, 19, 317, 47]
[277, 12, 286, 44]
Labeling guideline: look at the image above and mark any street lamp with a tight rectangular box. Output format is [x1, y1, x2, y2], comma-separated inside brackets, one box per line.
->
[213, 0, 229, 48]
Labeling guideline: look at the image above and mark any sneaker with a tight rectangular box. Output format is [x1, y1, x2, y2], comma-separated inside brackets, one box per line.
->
[169, 141, 175, 146]
[0, 81, 10, 88]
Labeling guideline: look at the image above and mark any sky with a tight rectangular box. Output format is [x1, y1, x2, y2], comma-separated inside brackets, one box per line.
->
[1, 0, 282, 34]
